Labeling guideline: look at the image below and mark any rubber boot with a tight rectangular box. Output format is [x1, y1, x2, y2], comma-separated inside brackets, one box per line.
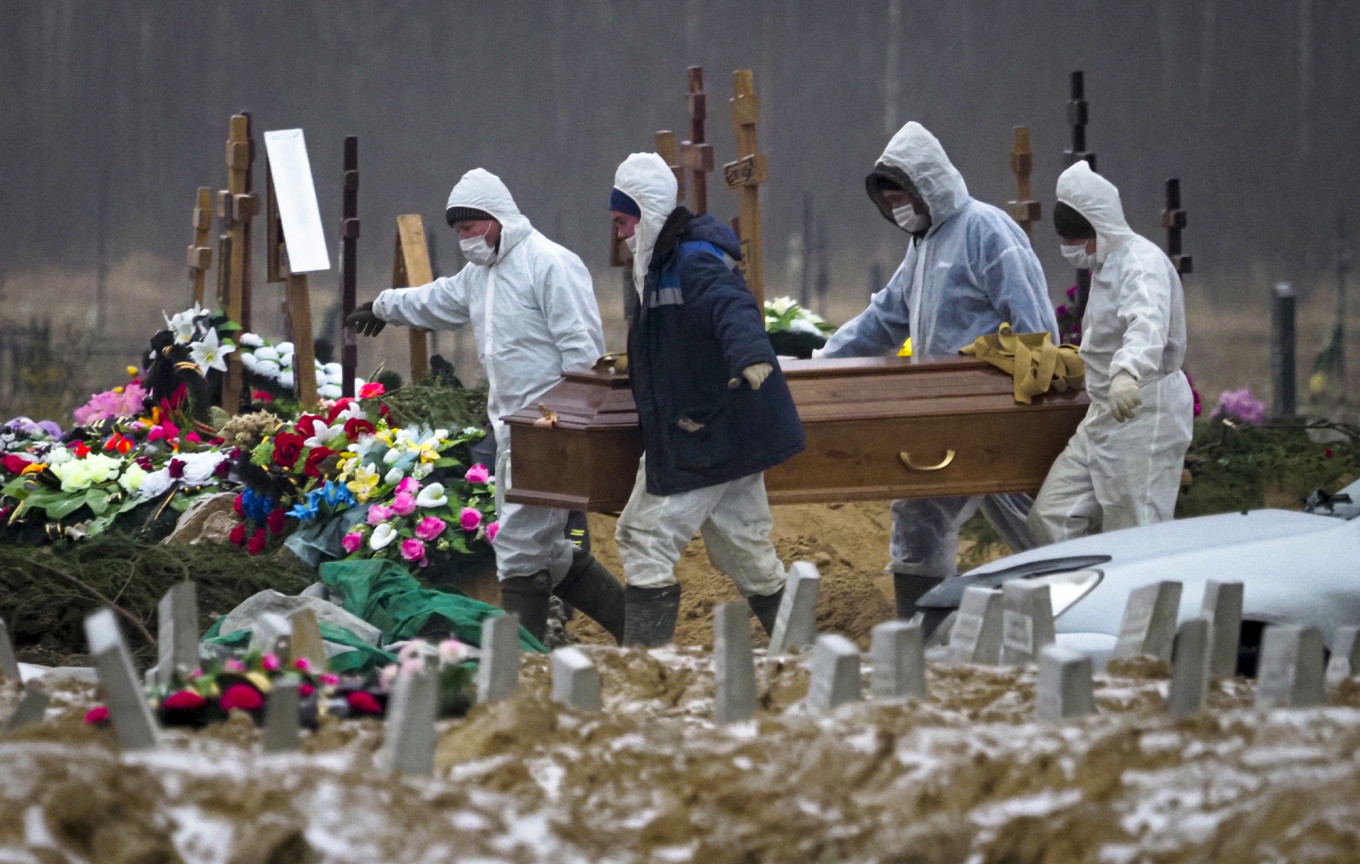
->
[746, 588, 784, 637]
[554, 548, 626, 644]
[499, 572, 552, 644]
[622, 584, 681, 647]
[893, 572, 945, 620]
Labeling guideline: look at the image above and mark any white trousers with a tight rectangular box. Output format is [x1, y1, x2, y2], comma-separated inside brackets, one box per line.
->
[889, 493, 1037, 578]
[492, 424, 575, 584]
[1028, 372, 1194, 543]
[615, 457, 787, 596]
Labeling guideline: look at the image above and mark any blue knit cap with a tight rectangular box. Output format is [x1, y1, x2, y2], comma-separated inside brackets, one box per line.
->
[609, 188, 641, 218]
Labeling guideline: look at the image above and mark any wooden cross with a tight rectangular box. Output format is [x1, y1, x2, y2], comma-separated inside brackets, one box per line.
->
[656, 128, 686, 205]
[217, 114, 259, 414]
[186, 187, 213, 305]
[1161, 178, 1193, 276]
[264, 165, 319, 409]
[1007, 126, 1041, 237]
[724, 69, 769, 309]
[339, 136, 360, 398]
[679, 66, 715, 216]
[392, 215, 435, 383]
[1062, 72, 1096, 319]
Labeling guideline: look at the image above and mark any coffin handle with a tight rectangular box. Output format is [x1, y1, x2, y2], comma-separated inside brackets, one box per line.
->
[899, 450, 956, 472]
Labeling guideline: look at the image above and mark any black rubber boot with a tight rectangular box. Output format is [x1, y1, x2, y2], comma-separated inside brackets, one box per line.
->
[746, 588, 784, 637]
[499, 572, 552, 643]
[622, 584, 681, 647]
[554, 548, 626, 644]
[893, 572, 945, 620]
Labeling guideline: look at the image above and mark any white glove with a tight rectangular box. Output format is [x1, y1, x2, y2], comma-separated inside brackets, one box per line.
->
[1108, 370, 1142, 422]
[741, 363, 773, 390]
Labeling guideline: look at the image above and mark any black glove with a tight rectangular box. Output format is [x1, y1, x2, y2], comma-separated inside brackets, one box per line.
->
[346, 301, 386, 337]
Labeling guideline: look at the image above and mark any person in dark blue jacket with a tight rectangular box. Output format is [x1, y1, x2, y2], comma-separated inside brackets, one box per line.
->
[609, 152, 806, 646]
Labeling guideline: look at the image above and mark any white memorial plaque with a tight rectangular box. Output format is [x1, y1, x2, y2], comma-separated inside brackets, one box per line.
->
[263, 129, 330, 273]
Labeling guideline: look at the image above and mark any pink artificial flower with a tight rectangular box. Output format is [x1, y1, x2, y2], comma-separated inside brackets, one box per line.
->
[319, 673, 340, 687]
[299, 683, 315, 697]
[414, 516, 447, 541]
[84, 705, 109, 725]
[261, 654, 281, 672]
[184, 431, 203, 444]
[293, 657, 311, 672]
[464, 464, 490, 484]
[162, 690, 207, 711]
[341, 531, 363, 553]
[347, 691, 382, 715]
[366, 504, 394, 525]
[399, 537, 427, 564]
[487, 521, 499, 543]
[224, 658, 246, 673]
[219, 683, 263, 712]
[459, 507, 482, 532]
[391, 492, 416, 516]
[395, 476, 420, 495]
[358, 382, 386, 399]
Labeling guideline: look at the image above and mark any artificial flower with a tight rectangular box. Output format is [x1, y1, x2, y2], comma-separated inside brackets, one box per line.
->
[272, 432, 306, 469]
[438, 639, 470, 665]
[400, 537, 427, 564]
[262, 654, 281, 672]
[459, 507, 482, 532]
[304, 446, 336, 479]
[303, 421, 343, 450]
[415, 516, 447, 541]
[347, 691, 382, 715]
[465, 464, 491, 484]
[486, 521, 499, 543]
[83, 705, 109, 725]
[247, 528, 268, 555]
[359, 381, 386, 399]
[344, 417, 376, 440]
[228, 522, 247, 545]
[395, 476, 420, 495]
[366, 504, 394, 525]
[266, 508, 287, 534]
[347, 465, 380, 503]
[416, 483, 448, 509]
[189, 328, 234, 375]
[162, 690, 207, 711]
[341, 531, 363, 553]
[383, 466, 404, 486]
[118, 462, 147, 493]
[391, 492, 416, 516]
[220, 683, 264, 712]
[137, 467, 175, 499]
[370, 523, 396, 549]
[2, 454, 33, 474]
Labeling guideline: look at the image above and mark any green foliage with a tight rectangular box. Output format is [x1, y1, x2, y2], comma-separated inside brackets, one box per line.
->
[371, 381, 489, 431]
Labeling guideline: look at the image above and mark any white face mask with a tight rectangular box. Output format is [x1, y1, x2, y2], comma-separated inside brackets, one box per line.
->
[1060, 242, 1097, 269]
[893, 203, 929, 233]
[623, 233, 638, 254]
[460, 233, 497, 266]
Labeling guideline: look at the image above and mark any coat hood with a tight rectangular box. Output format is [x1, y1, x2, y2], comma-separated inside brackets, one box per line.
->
[874, 122, 970, 231]
[446, 168, 534, 263]
[1056, 160, 1133, 264]
[613, 153, 678, 295]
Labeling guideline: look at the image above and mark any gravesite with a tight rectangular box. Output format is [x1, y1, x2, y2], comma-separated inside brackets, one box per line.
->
[5, 2, 1360, 861]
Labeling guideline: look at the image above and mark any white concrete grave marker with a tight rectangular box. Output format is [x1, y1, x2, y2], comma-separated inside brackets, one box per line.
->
[476, 614, 521, 704]
[289, 608, 329, 673]
[1112, 581, 1182, 662]
[713, 601, 758, 723]
[1035, 644, 1095, 722]
[249, 612, 293, 658]
[1255, 625, 1326, 709]
[0, 617, 21, 685]
[378, 665, 439, 777]
[806, 634, 861, 714]
[768, 561, 820, 655]
[946, 587, 1004, 665]
[869, 619, 926, 700]
[1001, 581, 1056, 665]
[1201, 580, 1243, 679]
[156, 581, 200, 688]
[262, 677, 301, 754]
[1325, 625, 1360, 687]
[84, 608, 160, 750]
[3, 687, 49, 733]
[1167, 617, 1212, 718]
[551, 647, 602, 713]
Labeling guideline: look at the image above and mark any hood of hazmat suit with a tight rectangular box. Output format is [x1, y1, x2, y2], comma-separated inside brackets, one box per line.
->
[821, 121, 1056, 361]
[373, 168, 605, 430]
[1055, 160, 1186, 400]
[613, 153, 679, 298]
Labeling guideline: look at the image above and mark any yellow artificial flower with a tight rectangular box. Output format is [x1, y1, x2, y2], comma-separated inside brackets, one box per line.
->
[20, 462, 46, 475]
[126, 365, 139, 377]
[346, 465, 380, 503]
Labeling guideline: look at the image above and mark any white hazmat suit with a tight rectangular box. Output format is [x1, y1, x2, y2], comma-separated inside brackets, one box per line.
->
[819, 122, 1057, 581]
[1027, 160, 1193, 542]
[372, 168, 605, 583]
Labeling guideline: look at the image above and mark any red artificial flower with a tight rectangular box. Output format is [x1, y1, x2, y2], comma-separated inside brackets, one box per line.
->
[228, 522, 248, 546]
[272, 432, 306, 469]
[293, 415, 325, 440]
[1326, 447, 1334, 459]
[162, 690, 207, 711]
[378, 403, 391, 422]
[167, 458, 186, 479]
[103, 433, 132, 455]
[184, 431, 202, 445]
[2, 454, 31, 474]
[304, 446, 335, 479]
[251, 390, 274, 403]
[72, 441, 90, 458]
[83, 705, 109, 725]
[347, 691, 382, 715]
[266, 507, 286, 534]
[299, 683, 315, 697]
[246, 528, 268, 555]
[344, 417, 376, 441]
[136, 456, 154, 471]
[233, 493, 245, 517]
[219, 683, 264, 712]
[359, 382, 385, 399]
[214, 459, 231, 479]
[326, 398, 355, 423]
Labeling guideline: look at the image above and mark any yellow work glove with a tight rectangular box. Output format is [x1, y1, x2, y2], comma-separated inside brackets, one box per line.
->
[729, 363, 774, 390]
[1109, 370, 1142, 422]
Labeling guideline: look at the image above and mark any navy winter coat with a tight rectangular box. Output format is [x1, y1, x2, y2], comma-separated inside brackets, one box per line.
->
[627, 208, 806, 495]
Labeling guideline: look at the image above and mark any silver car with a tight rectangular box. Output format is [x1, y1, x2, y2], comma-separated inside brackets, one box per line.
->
[918, 480, 1360, 674]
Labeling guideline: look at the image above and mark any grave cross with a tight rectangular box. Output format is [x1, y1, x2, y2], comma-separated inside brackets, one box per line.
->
[713, 601, 758, 724]
[1007, 126, 1041, 237]
[679, 66, 715, 216]
[84, 608, 160, 751]
[392, 215, 436, 384]
[187, 187, 213, 306]
[3, 687, 48, 734]
[339, 136, 360, 399]
[156, 581, 199, 688]
[725, 69, 770, 310]
[1063, 73, 1097, 320]
[217, 114, 259, 414]
[0, 616, 20, 685]
[767, 561, 820, 655]
[1161, 179, 1193, 276]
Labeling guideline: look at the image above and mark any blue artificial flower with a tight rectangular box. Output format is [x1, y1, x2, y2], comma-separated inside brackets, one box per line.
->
[242, 488, 275, 523]
[288, 494, 320, 521]
[322, 480, 356, 509]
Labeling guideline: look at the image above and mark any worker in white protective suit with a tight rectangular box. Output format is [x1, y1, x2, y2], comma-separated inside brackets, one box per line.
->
[1027, 160, 1193, 541]
[347, 168, 624, 644]
[816, 121, 1058, 619]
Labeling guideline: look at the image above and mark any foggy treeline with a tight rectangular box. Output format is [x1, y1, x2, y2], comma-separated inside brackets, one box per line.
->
[1, 0, 1357, 398]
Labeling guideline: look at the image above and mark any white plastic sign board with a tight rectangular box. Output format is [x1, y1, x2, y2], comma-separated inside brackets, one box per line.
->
[263, 129, 330, 273]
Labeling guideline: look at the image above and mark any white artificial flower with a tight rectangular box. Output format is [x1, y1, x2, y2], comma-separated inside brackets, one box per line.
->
[276, 341, 295, 356]
[240, 353, 260, 372]
[279, 370, 295, 389]
[370, 523, 396, 550]
[45, 446, 74, 466]
[50, 460, 94, 492]
[768, 296, 796, 316]
[118, 462, 146, 493]
[318, 384, 342, 399]
[333, 401, 367, 423]
[189, 329, 234, 375]
[415, 482, 448, 508]
[382, 447, 401, 464]
[239, 332, 265, 348]
[179, 451, 225, 485]
[254, 346, 280, 362]
[137, 467, 175, 499]
[304, 422, 343, 449]
[383, 465, 404, 486]
[82, 453, 121, 484]
[412, 462, 434, 480]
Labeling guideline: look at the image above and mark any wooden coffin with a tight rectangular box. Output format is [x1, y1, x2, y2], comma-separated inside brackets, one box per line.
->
[504, 355, 1088, 512]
